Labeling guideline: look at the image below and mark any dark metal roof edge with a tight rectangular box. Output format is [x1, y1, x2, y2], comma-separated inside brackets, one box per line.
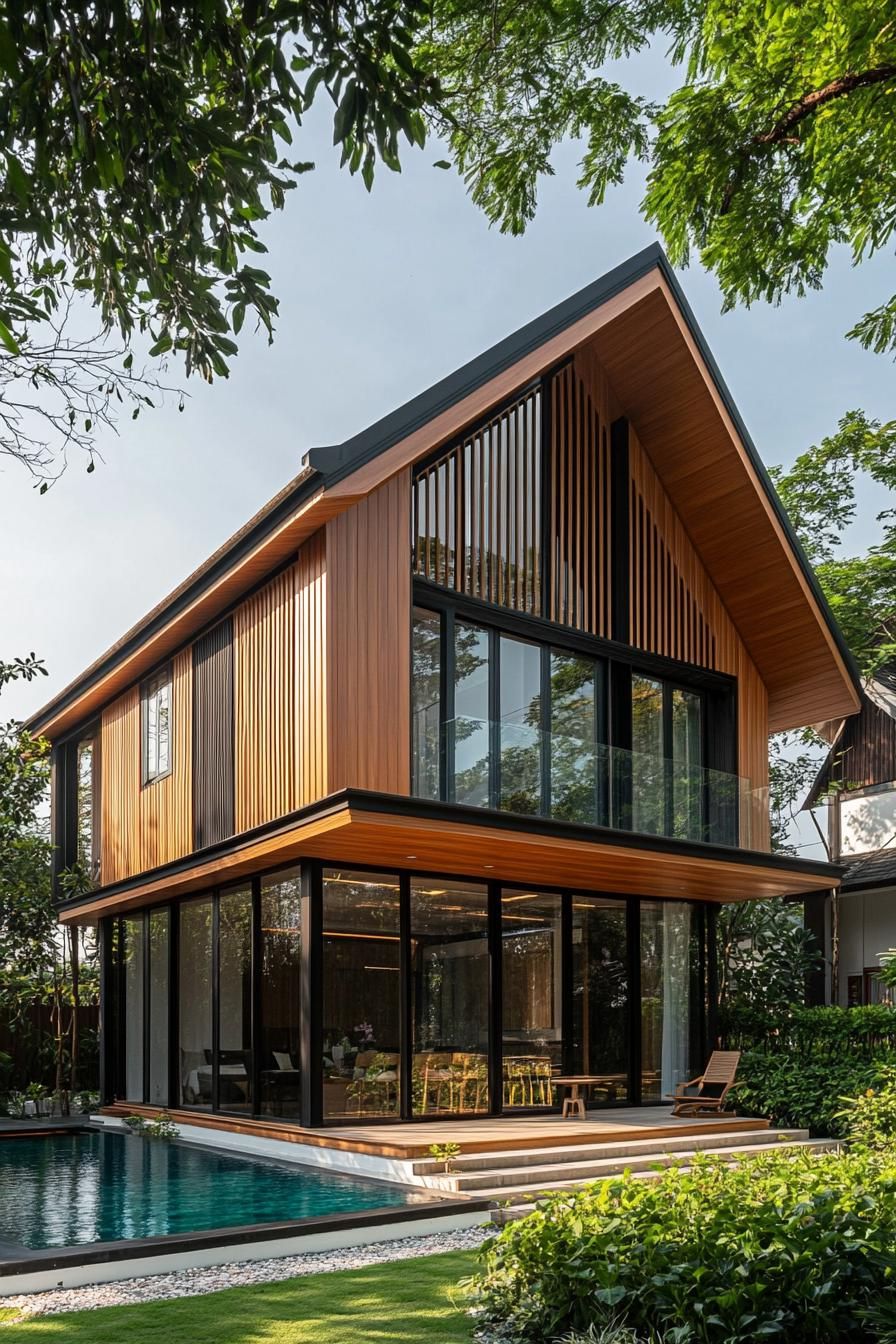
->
[306, 243, 667, 484]
[26, 469, 323, 734]
[309, 243, 859, 698]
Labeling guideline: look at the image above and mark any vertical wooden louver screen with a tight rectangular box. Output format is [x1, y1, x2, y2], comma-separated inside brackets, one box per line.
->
[192, 619, 234, 849]
[412, 384, 542, 614]
[629, 434, 719, 671]
[548, 362, 612, 637]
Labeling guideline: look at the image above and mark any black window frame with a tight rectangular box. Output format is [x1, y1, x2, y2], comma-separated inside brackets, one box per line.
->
[411, 582, 738, 845]
[141, 664, 173, 786]
[101, 864, 714, 1126]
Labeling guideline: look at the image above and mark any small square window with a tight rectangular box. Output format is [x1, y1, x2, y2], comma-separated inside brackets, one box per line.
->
[142, 667, 172, 784]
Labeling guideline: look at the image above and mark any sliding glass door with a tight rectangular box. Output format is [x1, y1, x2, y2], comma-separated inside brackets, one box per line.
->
[501, 890, 562, 1109]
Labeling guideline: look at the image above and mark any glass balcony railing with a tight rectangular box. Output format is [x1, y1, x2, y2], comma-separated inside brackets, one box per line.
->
[414, 716, 768, 850]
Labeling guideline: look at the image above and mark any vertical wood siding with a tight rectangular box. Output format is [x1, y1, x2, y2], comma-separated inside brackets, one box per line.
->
[548, 356, 613, 637]
[628, 429, 769, 847]
[327, 471, 411, 794]
[232, 532, 329, 832]
[99, 648, 192, 884]
[192, 619, 234, 849]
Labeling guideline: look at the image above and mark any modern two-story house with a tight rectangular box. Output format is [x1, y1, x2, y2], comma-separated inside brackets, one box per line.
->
[29, 245, 859, 1134]
[804, 667, 896, 1006]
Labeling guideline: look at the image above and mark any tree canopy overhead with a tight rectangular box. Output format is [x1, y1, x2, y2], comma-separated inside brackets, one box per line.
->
[0, 0, 434, 478]
[423, 0, 896, 352]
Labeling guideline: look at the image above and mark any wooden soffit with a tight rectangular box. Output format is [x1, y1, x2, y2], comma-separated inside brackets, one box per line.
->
[58, 793, 841, 925]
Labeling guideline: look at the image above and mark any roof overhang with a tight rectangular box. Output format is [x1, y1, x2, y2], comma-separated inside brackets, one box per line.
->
[29, 244, 860, 740]
[56, 790, 843, 926]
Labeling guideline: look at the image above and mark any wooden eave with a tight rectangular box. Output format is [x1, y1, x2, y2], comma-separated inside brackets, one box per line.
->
[56, 790, 842, 925]
[28, 245, 859, 741]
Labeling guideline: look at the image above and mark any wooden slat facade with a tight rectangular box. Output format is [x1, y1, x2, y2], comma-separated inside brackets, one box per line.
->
[327, 471, 411, 794]
[548, 358, 613, 637]
[627, 429, 770, 846]
[99, 648, 193, 885]
[233, 533, 330, 832]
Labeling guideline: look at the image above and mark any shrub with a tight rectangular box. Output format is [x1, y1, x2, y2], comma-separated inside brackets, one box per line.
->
[837, 1068, 896, 1153]
[735, 1052, 886, 1136]
[722, 1004, 896, 1057]
[469, 1146, 896, 1344]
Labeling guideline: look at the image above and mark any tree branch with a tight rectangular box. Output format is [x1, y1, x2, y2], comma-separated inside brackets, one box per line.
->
[755, 64, 896, 147]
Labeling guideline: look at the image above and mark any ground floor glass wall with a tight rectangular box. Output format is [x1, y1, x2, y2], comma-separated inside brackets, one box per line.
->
[106, 862, 712, 1125]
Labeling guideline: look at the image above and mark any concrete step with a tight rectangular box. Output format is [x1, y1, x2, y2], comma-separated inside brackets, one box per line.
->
[486, 1138, 839, 1222]
[411, 1125, 793, 1179]
[416, 1128, 816, 1193]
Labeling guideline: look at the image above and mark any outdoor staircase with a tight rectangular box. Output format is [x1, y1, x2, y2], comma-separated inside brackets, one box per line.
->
[413, 1126, 839, 1224]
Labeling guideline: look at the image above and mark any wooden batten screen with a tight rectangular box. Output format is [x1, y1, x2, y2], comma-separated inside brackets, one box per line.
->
[548, 362, 612, 637]
[412, 384, 542, 613]
[192, 619, 234, 849]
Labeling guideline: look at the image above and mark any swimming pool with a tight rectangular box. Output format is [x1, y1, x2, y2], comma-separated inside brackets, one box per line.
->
[0, 1130, 416, 1251]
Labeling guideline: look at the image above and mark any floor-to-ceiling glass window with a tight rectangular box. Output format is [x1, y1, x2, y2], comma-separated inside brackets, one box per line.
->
[217, 884, 253, 1114]
[570, 895, 629, 1104]
[412, 608, 442, 800]
[550, 650, 600, 823]
[671, 689, 703, 839]
[123, 916, 145, 1101]
[321, 870, 402, 1120]
[631, 674, 665, 836]
[178, 897, 213, 1109]
[499, 635, 542, 815]
[259, 867, 302, 1119]
[147, 909, 169, 1105]
[453, 622, 491, 806]
[640, 901, 694, 1102]
[501, 890, 562, 1109]
[412, 879, 490, 1115]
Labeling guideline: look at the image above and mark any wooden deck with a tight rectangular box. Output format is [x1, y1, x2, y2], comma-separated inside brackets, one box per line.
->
[100, 1103, 770, 1160]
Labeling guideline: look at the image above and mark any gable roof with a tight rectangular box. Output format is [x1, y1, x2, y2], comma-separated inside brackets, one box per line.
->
[27, 244, 861, 741]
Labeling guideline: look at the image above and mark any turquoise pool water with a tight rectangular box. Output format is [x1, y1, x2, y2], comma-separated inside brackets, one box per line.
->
[0, 1131, 414, 1251]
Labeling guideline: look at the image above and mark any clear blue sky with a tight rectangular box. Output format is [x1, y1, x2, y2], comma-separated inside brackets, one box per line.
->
[2, 92, 893, 736]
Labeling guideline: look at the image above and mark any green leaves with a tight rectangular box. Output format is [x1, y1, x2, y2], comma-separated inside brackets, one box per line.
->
[472, 1142, 896, 1342]
[423, 0, 896, 351]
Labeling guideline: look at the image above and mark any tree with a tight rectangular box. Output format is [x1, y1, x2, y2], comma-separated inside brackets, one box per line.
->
[0, 1, 436, 481]
[0, 654, 96, 1099]
[422, 0, 896, 352]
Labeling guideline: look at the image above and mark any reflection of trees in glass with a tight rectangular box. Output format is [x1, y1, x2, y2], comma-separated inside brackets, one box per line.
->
[499, 635, 541, 815]
[453, 622, 490, 806]
[572, 901, 628, 1088]
[550, 652, 597, 823]
[76, 734, 98, 882]
[411, 609, 441, 800]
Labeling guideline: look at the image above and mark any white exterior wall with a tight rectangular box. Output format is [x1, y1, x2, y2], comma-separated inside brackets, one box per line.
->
[836, 885, 896, 1005]
[839, 784, 896, 858]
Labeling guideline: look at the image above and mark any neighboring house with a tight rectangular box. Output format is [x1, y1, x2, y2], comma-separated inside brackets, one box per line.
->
[804, 669, 896, 1006]
[27, 244, 859, 1133]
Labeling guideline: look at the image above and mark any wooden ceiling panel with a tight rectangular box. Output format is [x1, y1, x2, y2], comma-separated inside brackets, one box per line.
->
[588, 283, 859, 731]
[58, 795, 840, 925]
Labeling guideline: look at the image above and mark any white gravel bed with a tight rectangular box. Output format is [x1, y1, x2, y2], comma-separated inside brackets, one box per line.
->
[1, 1225, 495, 1322]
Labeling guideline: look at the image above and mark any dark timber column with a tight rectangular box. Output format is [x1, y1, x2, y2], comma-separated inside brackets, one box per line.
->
[193, 619, 234, 849]
[50, 740, 78, 901]
[804, 892, 828, 1005]
[610, 417, 630, 646]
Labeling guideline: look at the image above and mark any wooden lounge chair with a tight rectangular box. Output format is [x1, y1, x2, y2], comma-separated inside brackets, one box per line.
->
[669, 1050, 740, 1116]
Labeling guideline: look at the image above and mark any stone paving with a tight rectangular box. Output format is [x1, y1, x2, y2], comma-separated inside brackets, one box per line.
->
[1, 1225, 494, 1322]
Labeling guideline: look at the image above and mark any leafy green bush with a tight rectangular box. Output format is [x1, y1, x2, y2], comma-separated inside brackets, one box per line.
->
[470, 1147, 896, 1344]
[735, 1052, 887, 1136]
[837, 1067, 896, 1153]
[722, 1004, 896, 1057]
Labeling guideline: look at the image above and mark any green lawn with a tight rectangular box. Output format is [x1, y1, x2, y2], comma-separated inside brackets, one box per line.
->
[0, 1249, 478, 1343]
